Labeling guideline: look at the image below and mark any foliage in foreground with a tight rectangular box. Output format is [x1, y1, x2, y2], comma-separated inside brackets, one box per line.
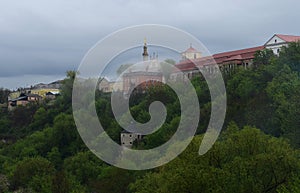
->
[131, 125, 300, 193]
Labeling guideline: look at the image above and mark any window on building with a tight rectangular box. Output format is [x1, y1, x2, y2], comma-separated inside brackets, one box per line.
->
[277, 49, 280, 54]
[275, 39, 277, 43]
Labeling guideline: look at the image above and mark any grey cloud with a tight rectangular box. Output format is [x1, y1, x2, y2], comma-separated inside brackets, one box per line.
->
[0, 0, 300, 89]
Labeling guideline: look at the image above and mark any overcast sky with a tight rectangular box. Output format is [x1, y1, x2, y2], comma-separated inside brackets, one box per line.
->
[1, 0, 300, 89]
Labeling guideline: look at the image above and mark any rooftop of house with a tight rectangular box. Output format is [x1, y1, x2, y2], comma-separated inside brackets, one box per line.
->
[275, 34, 300, 42]
[212, 46, 265, 59]
[174, 45, 265, 72]
[182, 46, 199, 53]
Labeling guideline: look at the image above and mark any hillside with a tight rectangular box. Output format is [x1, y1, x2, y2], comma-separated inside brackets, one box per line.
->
[0, 43, 300, 193]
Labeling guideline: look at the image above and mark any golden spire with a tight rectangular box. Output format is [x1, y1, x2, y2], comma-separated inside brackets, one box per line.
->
[142, 37, 149, 61]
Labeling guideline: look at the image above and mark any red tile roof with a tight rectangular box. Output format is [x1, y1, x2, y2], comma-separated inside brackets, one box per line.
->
[223, 54, 243, 62]
[175, 34, 300, 73]
[183, 46, 198, 53]
[276, 34, 300, 42]
[174, 46, 265, 72]
[212, 46, 265, 59]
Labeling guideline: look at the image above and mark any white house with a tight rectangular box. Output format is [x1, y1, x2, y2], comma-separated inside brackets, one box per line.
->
[265, 34, 300, 55]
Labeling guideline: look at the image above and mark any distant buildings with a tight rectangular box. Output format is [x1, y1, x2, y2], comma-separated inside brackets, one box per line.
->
[98, 78, 123, 93]
[8, 90, 60, 110]
[99, 39, 163, 95]
[8, 93, 37, 111]
[98, 33, 300, 93]
[172, 46, 265, 80]
[114, 34, 300, 147]
[7, 81, 61, 110]
[173, 34, 300, 80]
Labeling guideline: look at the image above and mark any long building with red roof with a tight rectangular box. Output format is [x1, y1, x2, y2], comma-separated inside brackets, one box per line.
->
[171, 34, 300, 81]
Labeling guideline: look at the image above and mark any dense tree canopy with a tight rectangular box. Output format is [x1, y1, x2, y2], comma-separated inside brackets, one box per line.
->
[130, 125, 300, 193]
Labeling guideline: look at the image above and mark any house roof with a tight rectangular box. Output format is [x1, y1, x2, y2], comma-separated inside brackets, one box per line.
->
[264, 34, 300, 45]
[212, 46, 265, 59]
[9, 96, 27, 102]
[27, 93, 42, 98]
[175, 34, 300, 73]
[122, 60, 161, 75]
[174, 46, 264, 72]
[276, 34, 300, 42]
[123, 71, 162, 77]
[223, 54, 243, 62]
[46, 91, 60, 95]
[183, 46, 199, 53]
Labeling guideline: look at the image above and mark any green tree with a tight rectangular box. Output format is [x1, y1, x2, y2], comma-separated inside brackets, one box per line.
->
[0, 88, 10, 104]
[253, 49, 275, 66]
[47, 147, 62, 169]
[63, 151, 105, 187]
[58, 70, 77, 112]
[51, 113, 83, 157]
[278, 176, 300, 193]
[130, 126, 300, 193]
[28, 107, 49, 132]
[279, 42, 300, 72]
[266, 65, 300, 146]
[0, 174, 9, 193]
[11, 157, 55, 193]
[92, 167, 138, 193]
[51, 171, 70, 193]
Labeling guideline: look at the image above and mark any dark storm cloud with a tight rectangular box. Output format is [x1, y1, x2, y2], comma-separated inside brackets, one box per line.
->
[0, 0, 300, 88]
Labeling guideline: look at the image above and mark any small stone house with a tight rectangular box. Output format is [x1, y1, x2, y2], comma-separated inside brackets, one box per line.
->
[120, 122, 143, 147]
[120, 130, 142, 147]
